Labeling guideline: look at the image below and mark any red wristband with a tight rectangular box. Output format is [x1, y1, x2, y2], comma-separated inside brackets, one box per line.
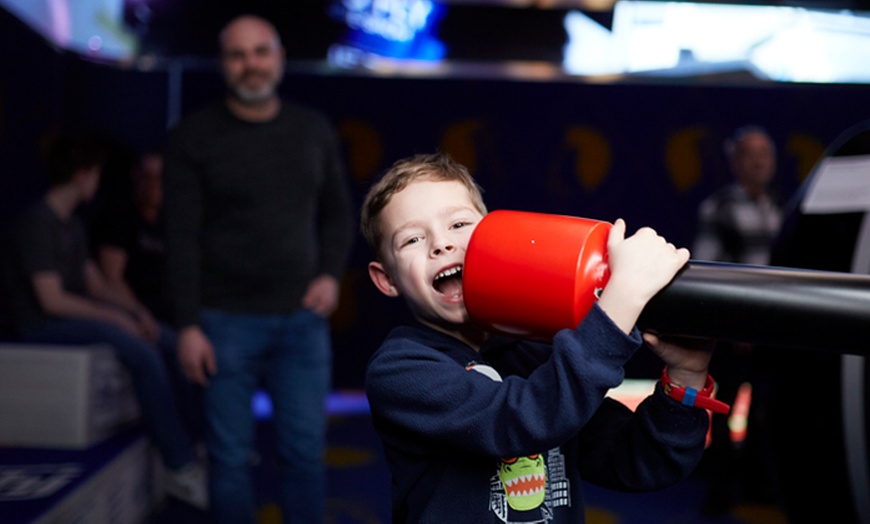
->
[661, 367, 731, 414]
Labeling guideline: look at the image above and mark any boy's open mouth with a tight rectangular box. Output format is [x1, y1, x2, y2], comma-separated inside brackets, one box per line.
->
[433, 265, 463, 298]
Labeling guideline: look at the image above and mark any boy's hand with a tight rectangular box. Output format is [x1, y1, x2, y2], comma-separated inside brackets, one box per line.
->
[643, 332, 713, 390]
[597, 219, 690, 333]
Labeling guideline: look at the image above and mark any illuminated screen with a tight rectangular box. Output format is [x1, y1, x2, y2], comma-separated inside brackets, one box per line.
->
[0, 0, 138, 61]
[328, 0, 447, 67]
[563, 0, 870, 84]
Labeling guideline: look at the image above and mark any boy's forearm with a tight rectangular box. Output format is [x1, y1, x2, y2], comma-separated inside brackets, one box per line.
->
[595, 277, 647, 334]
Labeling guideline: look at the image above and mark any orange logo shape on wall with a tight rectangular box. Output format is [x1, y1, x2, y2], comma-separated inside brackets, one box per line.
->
[787, 133, 825, 183]
[565, 126, 610, 191]
[441, 119, 487, 173]
[339, 119, 384, 183]
[666, 126, 708, 192]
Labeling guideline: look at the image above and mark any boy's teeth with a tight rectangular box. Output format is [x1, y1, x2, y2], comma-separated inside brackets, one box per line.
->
[435, 267, 461, 280]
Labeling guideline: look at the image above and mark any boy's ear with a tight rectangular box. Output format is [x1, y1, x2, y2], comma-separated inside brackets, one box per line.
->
[368, 261, 400, 297]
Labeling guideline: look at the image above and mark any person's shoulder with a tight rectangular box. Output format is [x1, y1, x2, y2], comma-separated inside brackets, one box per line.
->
[366, 324, 479, 397]
[703, 183, 742, 201]
[170, 101, 226, 135]
[369, 323, 472, 365]
[720, 183, 749, 199]
[165, 102, 229, 155]
[372, 324, 436, 356]
[699, 184, 742, 212]
[10, 201, 59, 247]
[366, 325, 432, 382]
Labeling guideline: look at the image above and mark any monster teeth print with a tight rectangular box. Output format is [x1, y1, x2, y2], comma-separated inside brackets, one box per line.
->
[498, 455, 547, 511]
[504, 474, 546, 497]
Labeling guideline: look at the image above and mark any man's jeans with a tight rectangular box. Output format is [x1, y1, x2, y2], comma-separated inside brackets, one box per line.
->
[201, 308, 331, 524]
[19, 318, 196, 470]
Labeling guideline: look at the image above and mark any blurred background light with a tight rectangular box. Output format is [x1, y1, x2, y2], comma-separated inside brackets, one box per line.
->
[563, 0, 870, 84]
[1, 0, 868, 81]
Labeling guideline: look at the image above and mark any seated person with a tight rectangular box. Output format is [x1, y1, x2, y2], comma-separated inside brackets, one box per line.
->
[93, 150, 171, 329]
[91, 149, 205, 443]
[5, 134, 207, 510]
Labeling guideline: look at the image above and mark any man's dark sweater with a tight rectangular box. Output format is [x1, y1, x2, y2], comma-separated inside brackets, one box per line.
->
[365, 304, 709, 523]
[163, 101, 354, 327]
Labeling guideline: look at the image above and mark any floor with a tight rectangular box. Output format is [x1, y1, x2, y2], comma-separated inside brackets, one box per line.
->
[149, 390, 790, 524]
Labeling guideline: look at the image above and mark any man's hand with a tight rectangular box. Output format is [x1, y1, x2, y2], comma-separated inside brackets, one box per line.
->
[178, 326, 216, 386]
[302, 274, 341, 317]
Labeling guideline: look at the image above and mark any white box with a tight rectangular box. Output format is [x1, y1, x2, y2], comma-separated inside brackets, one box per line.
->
[0, 431, 157, 524]
[33, 435, 155, 524]
[0, 344, 140, 449]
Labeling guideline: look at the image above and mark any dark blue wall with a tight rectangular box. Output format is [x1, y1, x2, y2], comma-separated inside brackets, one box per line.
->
[3, 7, 869, 387]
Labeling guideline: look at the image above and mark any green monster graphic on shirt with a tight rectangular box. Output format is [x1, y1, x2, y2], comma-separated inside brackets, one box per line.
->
[499, 454, 546, 510]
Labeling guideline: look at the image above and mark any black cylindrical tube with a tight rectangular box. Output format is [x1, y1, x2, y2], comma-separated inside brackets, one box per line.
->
[638, 260, 870, 355]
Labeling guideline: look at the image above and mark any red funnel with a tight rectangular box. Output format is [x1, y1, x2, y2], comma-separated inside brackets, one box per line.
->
[464, 210, 612, 340]
[465, 211, 870, 356]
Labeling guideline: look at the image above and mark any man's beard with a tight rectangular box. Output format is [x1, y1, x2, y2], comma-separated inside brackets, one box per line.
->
[230, 71, 279, 104]
[233, 83, 275, 104]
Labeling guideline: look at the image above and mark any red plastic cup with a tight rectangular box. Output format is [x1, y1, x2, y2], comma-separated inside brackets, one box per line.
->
[464, 210, 612, 340]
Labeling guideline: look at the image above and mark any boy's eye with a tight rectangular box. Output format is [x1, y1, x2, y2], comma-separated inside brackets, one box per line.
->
[452, 221, 468, 229]
[403, 236, 421, 246]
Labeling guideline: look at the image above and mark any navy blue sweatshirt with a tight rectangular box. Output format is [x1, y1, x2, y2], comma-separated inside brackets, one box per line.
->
[365, 304, 709, 523]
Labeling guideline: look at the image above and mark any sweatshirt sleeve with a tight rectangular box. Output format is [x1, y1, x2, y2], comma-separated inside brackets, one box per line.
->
[365, 304, 643, 458]
[572, 385, 709, 491]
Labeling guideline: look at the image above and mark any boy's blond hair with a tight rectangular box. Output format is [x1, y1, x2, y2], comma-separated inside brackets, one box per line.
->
[361, 152, 487, 260]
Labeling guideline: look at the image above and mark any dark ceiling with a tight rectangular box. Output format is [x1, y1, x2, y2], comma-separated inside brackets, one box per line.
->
[128, 1, 341, 59]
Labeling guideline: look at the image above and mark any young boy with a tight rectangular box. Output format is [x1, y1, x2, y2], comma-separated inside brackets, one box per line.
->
[361, 152, 722, 523]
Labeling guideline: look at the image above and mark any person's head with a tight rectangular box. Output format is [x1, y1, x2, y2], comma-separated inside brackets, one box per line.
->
[362, 152, 488, 333]
[132, 151, 163, 215]
[724, 125, 776, 197]
[44, 134, 105, 201]
[218, 14, 285, 105]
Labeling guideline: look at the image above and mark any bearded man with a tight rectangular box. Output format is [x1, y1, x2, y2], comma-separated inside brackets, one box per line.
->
[162, 14, 354, 524]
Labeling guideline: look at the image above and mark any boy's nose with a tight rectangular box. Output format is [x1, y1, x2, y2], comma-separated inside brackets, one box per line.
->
[431, 242, 456, 256]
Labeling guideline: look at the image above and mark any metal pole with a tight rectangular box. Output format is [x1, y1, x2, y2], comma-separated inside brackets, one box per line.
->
[638, 260, 870, 356]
